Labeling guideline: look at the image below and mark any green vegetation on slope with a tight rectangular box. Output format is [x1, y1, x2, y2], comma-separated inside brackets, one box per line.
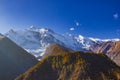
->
[16, 52, 120, 80]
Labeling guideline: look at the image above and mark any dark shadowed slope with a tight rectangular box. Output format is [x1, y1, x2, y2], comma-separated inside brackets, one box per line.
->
[0, 36, 38, 80]
[16, 52, 120, 80]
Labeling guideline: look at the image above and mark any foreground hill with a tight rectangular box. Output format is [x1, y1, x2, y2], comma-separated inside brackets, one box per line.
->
[42, 44, 73, 59]
[16, 52, 120, 80]
[94, 41, 120, 66]
[0, 36, 38, 80]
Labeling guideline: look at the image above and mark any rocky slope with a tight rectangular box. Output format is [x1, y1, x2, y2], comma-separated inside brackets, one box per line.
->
[0, 35, 38, 80]
[16, 52, 120, 80]
[42, 44, 74, 59]
[94, 41, 120, 66]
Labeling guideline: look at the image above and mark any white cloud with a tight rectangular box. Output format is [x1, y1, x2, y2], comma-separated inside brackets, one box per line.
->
[74, 20, 82, 26]
[70, 27, 75, 31]
[113, 13, 119, 19]
[75, 22, 80, 26]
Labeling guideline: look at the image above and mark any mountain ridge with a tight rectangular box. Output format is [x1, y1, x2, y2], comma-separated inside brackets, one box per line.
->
[42, 43, 74, 59]
[16, 51, 120, 80]
[5, 27, 120, 59]
[94, 41, 120, 66]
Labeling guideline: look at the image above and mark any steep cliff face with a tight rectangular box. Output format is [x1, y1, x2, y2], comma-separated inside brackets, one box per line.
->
[0, 36, 38, 80]
[94, 41, 120, 66]
[16, 52, 120, 80]
[107, 41, 120, 66]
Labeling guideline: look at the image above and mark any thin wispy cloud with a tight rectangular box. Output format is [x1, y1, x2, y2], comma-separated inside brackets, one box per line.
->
[113, 13, 119, 19]
[75, 22, 80, 26]
[70, 27, 75, 31]
[74, 20, 81, 26]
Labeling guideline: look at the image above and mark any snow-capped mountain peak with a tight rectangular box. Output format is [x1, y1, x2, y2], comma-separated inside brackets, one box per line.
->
[0, 33, 3, 36]
[30, 26, 36, 29]
[39, 28, 48, 33]
[102, 38, 120, 42]
[89, 37, 101, 42]
[78, 35, 84, 40]
[0, 33, 5, 38]
[5, 27, 120, 59]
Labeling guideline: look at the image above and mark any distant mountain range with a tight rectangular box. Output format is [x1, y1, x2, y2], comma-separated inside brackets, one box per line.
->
[0, 27, 120, 80]
[5, 27, 120, 59]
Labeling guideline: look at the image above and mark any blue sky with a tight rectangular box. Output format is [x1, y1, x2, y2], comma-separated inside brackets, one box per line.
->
[0, 0, 120, 38]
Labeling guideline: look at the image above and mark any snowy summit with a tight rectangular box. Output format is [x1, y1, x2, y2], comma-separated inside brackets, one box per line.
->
[5, 27, 120, 59]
